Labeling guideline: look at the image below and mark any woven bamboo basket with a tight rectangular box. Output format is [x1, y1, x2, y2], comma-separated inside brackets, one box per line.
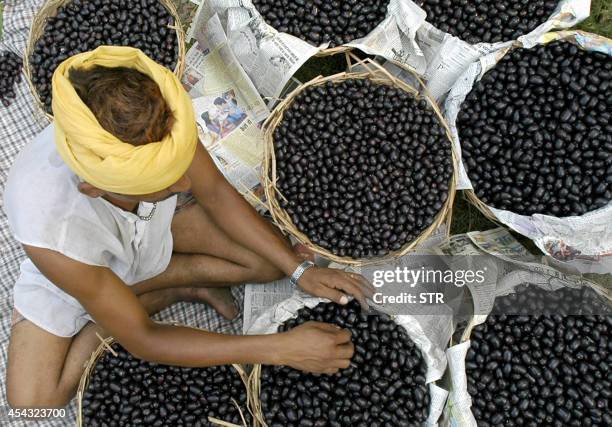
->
[76, 328, 252, 427]
[23, 0, 186, 119]
[262, 55, 457, 266]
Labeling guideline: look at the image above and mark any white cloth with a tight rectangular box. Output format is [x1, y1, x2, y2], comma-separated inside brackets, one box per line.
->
[3, 124, 177, 337]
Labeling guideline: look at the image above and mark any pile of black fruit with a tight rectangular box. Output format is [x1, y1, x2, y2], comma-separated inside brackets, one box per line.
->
[0, 50, 22, 107]
[489, 284, 612, 316]
[466, 288, 611, 426]
[417, 0, 559, 44]
[251, 0, 389, 47]
[260, 300, 430, 426]
[274, 78, 453, 259]
[458, 41, 612, 217]
[30, 0, 178, 112]
[81, 343, 250, 426]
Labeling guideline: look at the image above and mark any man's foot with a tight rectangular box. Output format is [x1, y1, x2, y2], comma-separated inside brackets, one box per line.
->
[179, 287, 239, 320]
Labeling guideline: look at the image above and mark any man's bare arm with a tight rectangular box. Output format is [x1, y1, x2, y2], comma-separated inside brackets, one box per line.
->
[23, 245, 354, 373]
[187, 144, 375, 307]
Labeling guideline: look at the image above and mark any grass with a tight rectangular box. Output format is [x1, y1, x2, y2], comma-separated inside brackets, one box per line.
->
[578, 0, 611, 38]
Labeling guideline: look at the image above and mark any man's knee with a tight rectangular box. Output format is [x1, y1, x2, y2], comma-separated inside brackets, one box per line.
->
[6, 381, 71, 409]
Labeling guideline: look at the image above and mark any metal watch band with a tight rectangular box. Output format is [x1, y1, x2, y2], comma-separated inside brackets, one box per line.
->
[290, 261, 315, 286]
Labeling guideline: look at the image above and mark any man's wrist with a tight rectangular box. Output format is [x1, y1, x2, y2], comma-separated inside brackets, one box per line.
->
[266, 333, 290, 365]
[281, 254, 305, 277]
[290, 261, 315, 287]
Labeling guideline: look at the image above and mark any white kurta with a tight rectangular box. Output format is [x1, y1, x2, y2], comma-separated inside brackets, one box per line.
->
[3, 124, 177, 337]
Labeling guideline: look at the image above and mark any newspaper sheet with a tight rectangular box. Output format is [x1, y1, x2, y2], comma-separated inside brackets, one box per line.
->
[183, 14, 270, 207]
[188, 0, 319, 99]
[242, 278, 294, 334]
[187, 1, 436, 99]
[442, 31, 612, 269]
[441, 227, 609, 427]
[414, 0, 590, 101]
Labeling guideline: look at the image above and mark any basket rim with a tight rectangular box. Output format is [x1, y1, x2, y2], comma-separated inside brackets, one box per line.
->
[23, 0, 186, 120]
[261, 58, 458, 267]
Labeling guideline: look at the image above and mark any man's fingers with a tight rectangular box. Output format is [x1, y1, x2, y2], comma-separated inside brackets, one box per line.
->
[315, 285, 350, 306]
[331, 358, 351, 369]
[347, 275, 375, 300]
[332, 276, 369, 310]
[331, 329, 352, 345]
[334, 341, 354, 358]
[348, 272, 376, 294]
[310, 322, 352, 344]
[309, 321, 341, 332]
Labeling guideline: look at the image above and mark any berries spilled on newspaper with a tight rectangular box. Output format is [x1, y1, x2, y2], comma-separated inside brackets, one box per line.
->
[260, 300, 430, 425]
[457, 41, 612, 217]
[81, 343, 250, 426]
[417, 0, 559, 44]
[0, 50, 22, 107]
[466, 286, 611, 426]
[273, 78, 453, 259]
[251, 0, 390, 47]
[29, 0, 178, 112]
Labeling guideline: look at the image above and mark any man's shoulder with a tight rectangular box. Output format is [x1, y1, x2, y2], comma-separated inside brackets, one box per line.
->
[5, 123, 76, 205]
[4, 123, 82, 238]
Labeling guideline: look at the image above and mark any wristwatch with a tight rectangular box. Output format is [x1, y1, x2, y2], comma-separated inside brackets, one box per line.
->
[290, 260, 315, 287]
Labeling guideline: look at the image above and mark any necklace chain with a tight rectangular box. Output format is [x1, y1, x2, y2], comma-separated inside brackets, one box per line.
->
[137, 202, 157, 221]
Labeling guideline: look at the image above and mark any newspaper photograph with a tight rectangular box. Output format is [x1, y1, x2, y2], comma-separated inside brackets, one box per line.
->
[182, 15, 271, 207]
[437, 228, 607, 326]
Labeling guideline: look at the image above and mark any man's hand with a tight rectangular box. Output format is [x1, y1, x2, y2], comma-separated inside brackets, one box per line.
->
[279, 321, 354, 374]
[297, 267, 375, 310]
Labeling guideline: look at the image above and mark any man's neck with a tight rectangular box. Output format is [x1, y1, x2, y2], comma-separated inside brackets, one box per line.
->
[102, 194, 139, 214]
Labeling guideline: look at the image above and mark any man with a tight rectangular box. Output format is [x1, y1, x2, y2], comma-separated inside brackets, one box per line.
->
[3, 46, 372, 408]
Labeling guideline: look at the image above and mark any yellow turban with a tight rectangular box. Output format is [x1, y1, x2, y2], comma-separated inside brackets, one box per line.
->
[52, 46, 197, 195]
